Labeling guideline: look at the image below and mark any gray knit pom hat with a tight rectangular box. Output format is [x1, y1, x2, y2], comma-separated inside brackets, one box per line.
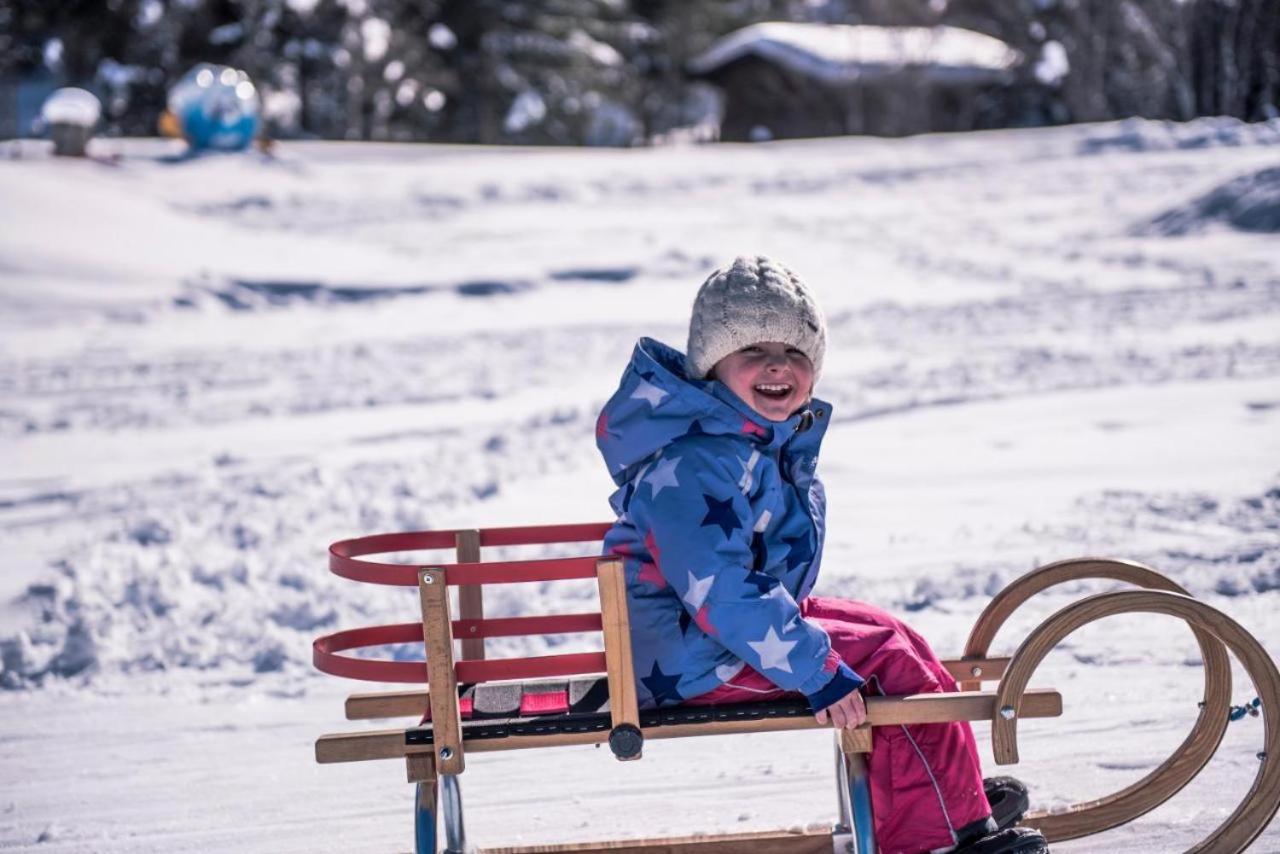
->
[685, 255, 826, 381]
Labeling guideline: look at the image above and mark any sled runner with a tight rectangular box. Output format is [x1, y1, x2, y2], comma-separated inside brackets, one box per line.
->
[312, 523, 1280, 854]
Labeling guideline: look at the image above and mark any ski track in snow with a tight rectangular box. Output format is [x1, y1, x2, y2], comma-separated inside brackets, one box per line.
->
[1, 118, 1279, 852]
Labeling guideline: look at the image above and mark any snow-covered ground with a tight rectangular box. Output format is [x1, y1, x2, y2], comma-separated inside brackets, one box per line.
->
[1, 117, 1278, 852]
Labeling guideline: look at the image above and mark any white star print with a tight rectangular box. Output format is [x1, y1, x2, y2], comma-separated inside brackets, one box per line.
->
[748, 626, 797, 673]
[630, 379, 669, 408]
[737, 450, 760, 494]
[683, 569, 714, 611]
[644, 456, 681, 498]
[715, 660, 745, 682]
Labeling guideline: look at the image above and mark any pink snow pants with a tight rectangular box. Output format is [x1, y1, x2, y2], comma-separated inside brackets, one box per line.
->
[686, 596, 991, 854]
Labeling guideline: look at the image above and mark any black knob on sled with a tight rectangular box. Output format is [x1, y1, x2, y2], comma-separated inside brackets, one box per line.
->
[608, 724, 644, 760]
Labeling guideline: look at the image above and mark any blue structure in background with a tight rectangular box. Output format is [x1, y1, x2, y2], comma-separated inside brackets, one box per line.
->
[167, 63, 260, 151]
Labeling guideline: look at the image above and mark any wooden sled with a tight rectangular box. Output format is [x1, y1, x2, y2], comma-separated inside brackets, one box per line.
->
[312, 524, 1280, 854]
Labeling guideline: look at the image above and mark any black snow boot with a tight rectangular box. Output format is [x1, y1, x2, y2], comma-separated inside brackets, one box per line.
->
[935, 779, 1044, 854]
[955, 826, 1049, 854]
[983, 776, 1030, 832]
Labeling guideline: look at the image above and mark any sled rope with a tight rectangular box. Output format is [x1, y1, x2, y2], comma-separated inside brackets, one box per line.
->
[1229, 697, 1262, 722]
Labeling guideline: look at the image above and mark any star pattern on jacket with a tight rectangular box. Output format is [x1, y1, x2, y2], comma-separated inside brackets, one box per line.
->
[750, 530, 768, 572]
[643, 456, 682, 498]
[694, 605, 715, 635]
[742, 569, 781, 597]
[736, 452, 759, 494]
[681, 419, 707, 439]
[683, 570, 714, 611]
[595, 410, 617, 441]
[631, 377, 669, 408]
[700, 494, 742, 539]
[748, 626, 797, 673]
[782, 532, 814, 572]
[641, 660, 684, 706]
[638, 531, 666, 589]
[715, 660, 745, 683]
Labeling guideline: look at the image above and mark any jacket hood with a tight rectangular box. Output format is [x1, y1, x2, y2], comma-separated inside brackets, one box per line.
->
[597, 337, 831, 486]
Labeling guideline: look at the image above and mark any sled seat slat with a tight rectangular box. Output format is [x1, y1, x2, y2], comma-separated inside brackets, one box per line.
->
[342, 656, 1012, 720]
[315, 687, 1062, 764]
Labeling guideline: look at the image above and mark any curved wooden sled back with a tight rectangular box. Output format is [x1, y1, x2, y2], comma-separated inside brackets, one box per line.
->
[966, 557, 1278, 852]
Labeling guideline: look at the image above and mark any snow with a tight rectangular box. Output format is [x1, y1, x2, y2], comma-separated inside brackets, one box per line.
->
[39, 88, 101, 128]
[504, 91, 548, 134]
[1, 118, 1279, 851]
[361, 18, 392, 63]
[429, 23, 458, 51]
[1034, 40, 1068, 86]
[688, 23, 1021, 84]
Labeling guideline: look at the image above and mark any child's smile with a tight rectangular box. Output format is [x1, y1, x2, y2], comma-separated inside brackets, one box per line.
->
[712, 342, 814, 422]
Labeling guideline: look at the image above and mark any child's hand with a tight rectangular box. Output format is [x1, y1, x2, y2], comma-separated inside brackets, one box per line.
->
[815, 688, 867, 729]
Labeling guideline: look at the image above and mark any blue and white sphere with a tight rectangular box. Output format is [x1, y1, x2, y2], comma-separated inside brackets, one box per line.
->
[168, 63, 261, 151]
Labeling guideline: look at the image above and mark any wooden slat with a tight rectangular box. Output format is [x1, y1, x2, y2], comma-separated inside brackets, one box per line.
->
[420, 567, 464, 775]
[839, 724, 873, 755]
[315, 688, 1062, 763]
[346, 688, 430, 721]
[406, 752, 436, 784]
[316, 729, 429, 763]
[342, 658, 1013, 721]
[479, 826, 837, 854]
[942, 656, 1007, 684]
[596, 558, 640, 745]
[456, 530, 486, 661]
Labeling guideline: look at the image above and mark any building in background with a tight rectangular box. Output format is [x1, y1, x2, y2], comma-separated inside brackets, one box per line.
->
[688, 23, 1049, 140]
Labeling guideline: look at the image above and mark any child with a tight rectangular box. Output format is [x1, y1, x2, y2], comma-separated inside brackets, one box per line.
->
[596, 256, 1047, 854]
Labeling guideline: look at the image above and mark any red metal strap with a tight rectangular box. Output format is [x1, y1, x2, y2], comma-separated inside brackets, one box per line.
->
[313, 618, 608, 684]
[456, 613, 602, 639]
[313, 623, 428, 683]
[328, 553, 604, 587]
[318, 523, 616, 683]
[328, 524, 612, 587]
[444, 557, 600, 585]
[330, 530, 459, 558]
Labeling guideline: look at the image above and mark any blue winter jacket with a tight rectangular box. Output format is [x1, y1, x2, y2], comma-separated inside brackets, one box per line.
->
[597, 338, 863, 711]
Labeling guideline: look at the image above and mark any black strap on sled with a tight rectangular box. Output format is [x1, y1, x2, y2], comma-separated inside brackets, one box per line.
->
[406, 675, 813, 748]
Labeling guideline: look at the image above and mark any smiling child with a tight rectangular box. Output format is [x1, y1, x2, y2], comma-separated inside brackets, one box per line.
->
[595, 256, 1047, 854]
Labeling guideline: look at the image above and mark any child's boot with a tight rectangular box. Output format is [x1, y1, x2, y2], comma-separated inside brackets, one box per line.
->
[983, 776, 1030, 831]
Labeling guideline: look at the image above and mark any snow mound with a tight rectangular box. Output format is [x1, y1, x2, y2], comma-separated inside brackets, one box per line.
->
[1137, 166, 1280, 236]
[179, 276, 530, 310]
[0, 404, 608, 689]
[1078, 116, 1280, 155]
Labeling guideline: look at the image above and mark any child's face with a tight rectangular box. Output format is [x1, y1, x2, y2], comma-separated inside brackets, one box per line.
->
[711, 341, 814, 422]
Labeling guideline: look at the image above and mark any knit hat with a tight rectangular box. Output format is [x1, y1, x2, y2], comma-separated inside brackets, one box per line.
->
[685, 255, 826, 381]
